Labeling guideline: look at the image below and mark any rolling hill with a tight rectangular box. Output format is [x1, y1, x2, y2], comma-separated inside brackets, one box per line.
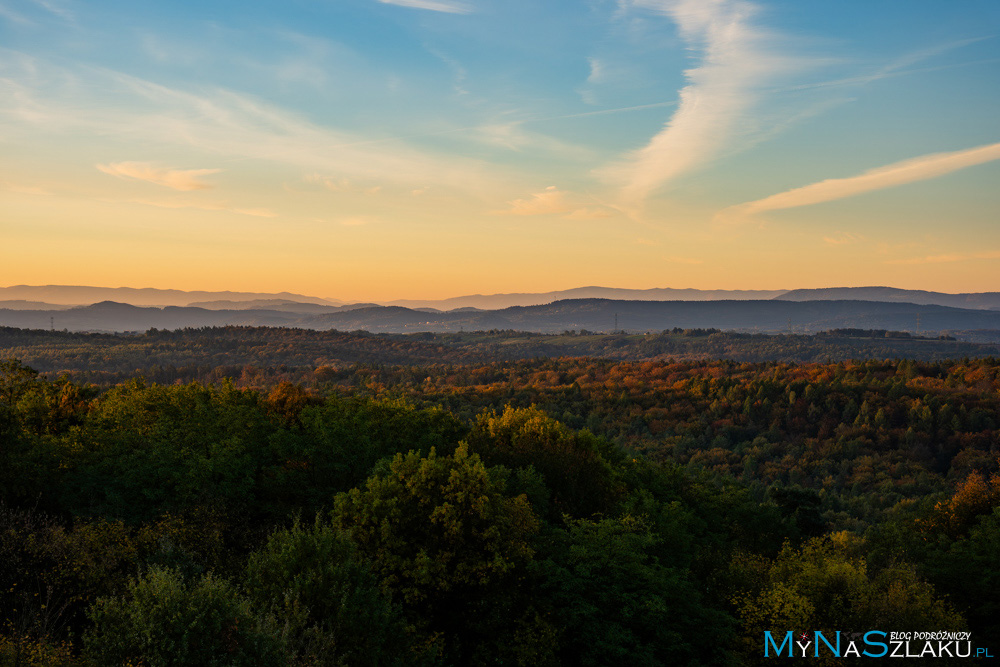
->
[775, 287, 1000, 310]
[3, 298, 1000, 337]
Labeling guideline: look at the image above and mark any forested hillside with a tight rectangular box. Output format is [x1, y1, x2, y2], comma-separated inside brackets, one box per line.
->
[1, 345, 998, 664]
[2, 325, 997, 387]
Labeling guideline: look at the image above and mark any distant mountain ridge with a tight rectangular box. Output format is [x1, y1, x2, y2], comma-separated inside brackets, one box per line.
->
[383, 286, 789, 310]
[775, 287, 1000, 310]
[0, 285, 341, 307]
[302, 299, 1000, 334]
[4, 297, 1000, 337]
[5, 284, 1000, 312]
[185, 299, 369, 314]
[0, 300, 75, 311]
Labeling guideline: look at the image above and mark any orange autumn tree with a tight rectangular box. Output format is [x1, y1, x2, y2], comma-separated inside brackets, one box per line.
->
[920, 465, 1000, 539]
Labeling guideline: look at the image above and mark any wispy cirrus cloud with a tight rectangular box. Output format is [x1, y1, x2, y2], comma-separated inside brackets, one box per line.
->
[377, 0, 471, 14]
[305, 174, 382, 195]
[97, 162, 222, 190]
[602, 0, 802, 205]
[497, 186, 571, 216]
[780, 37, 992, 93]
[468, 122, 595, 161]
[716, 141, 1000, 223]
[591, 8, 984, 214]
[493, 186, 615, 219]
[823, 232, 863, 245]
[31, 0, 74, 21]
[0, 57, 494, 193]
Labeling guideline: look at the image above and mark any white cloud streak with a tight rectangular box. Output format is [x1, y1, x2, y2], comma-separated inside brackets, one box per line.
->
[31, 0, 73, 21]
[586, 57, 604, 84]
[305, 174, 382, 195]
[496, 186, 571, 216]
[776, 37, 992, 93]
[469, 122, 595, 160]
[823, 232, 863, 246]
[493, 186, 616, 219]
[97, 162, 222, 190]
[603, 0, 799, 204]
[377, 0, 471, 14]
[717, 141, 1000, 223]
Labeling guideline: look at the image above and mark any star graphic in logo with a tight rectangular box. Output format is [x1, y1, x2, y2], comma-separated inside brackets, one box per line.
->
[800, 633, 809, 641]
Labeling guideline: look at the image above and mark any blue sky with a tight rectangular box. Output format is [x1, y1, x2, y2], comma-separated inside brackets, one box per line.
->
[2, 0, 998, 300]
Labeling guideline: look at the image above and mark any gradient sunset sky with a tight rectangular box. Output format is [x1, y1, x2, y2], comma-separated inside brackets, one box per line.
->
[2, 0, 999, 301]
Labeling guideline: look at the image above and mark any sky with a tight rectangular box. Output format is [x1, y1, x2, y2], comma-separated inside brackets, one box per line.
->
[2, 0, 999, 302]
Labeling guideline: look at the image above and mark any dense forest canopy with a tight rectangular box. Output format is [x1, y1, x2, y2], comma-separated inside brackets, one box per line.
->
[0, 324, 998, 664]
[1, 325, 997, 387]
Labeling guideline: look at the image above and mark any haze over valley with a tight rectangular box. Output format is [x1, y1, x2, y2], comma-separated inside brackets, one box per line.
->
[3, 284, 1000, 339]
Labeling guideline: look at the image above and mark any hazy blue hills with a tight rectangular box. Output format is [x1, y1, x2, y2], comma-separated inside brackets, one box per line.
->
[185, 299, 374, 313]
[775, 286, 1000, 310]
[3, 297, 1000, 337]
[303, 298, 1000, 334]
[384, 286, 789, 310]
[6, 284, 1000, 313]
[0, 300, 76, 311]
[0, 285, 341, 307]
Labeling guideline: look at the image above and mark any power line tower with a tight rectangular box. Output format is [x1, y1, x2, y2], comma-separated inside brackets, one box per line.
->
[915, 313, 921, 335]
[50, 316, 54, 332]
[614, 313, 618, 334]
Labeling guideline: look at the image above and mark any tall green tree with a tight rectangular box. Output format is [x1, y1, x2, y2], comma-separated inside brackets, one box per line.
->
[245, 517, 407, 666]
[330, 444, 541, 664]
[85, 566, 284, 667]
[530, 515, 734, 667]
[466, 406, 621, 520]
